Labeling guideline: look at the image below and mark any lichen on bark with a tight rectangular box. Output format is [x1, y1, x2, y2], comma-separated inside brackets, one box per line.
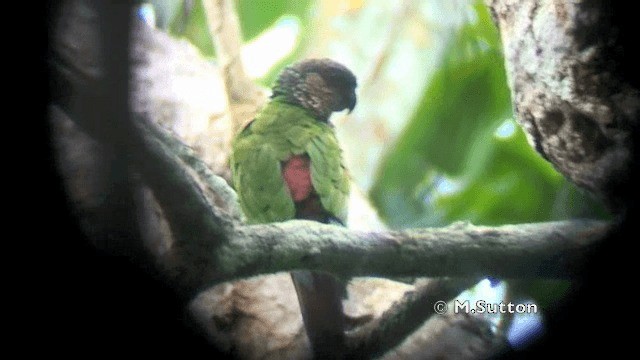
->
[488, 0, 639, 211]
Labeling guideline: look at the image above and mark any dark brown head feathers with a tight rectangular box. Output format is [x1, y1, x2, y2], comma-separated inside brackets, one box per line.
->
[272, 58, 357, 121]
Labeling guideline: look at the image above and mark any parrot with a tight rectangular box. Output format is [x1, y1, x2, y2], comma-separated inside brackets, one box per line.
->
[230, 58, 357, 359]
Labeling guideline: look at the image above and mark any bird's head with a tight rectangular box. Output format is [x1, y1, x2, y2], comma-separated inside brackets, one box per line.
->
[271, 58, 357, 122]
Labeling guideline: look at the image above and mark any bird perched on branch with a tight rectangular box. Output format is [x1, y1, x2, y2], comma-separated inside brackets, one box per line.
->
[230, 58, 357, 359]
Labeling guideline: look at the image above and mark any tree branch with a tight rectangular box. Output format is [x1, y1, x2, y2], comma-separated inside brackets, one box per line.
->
[211, 219, 608, 286]
[345, 277, 481, 358]
[385, 311, 508, 359]
[50, 0, 233, 293]
[137, 108, 243, 223]
[202, 0, 264, 132]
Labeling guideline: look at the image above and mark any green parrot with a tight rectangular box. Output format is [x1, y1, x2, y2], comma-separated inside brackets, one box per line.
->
[230, 58, 357, 358]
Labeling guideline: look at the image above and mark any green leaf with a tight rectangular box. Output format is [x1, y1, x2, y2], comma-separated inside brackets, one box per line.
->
[434, 129, 563, 225]
[370, 3, 511, 228]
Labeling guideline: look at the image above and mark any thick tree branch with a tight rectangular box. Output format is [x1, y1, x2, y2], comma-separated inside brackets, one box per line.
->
[211, 219, 608, 286]
[137, 109, 243, 223]
[51, 0, 233, 293]
[383, 311, 508, 359]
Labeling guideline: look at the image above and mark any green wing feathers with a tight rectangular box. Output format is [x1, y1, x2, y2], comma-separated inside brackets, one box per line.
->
[232, 139, 295, 223]
[231, 100, 349, 224]
[307, 134, 350, 223]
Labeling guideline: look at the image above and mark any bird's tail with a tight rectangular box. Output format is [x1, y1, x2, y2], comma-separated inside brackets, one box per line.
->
[291, 270, 346, 359]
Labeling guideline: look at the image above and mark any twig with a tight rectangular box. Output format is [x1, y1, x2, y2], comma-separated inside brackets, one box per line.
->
[362, 0, 420, 89]
[202, 0, 262, 131]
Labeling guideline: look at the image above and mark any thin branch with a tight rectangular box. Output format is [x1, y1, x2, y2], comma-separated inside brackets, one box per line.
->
[345, 277, 481, 358]
[202, 0, 263, 131]
[361, 0, 420, 89]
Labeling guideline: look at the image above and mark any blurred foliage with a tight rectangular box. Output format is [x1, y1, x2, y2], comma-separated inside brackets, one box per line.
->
[370, 3, 609, 229]
[236, 0, 312, 41]
[163, 0, 312, 85]
[167, 0, 215, 56]
[509, 279, 573, 312]
[236, 0, 313, 85]
[367, 2, 608, 312]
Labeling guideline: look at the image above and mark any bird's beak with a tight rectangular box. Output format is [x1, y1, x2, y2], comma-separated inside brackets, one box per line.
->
[347, 92, 357, 114]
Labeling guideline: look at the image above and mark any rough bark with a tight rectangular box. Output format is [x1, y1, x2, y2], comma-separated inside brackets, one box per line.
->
[487, 0, 639, 212]
[347, 277, 482, 358]
[214, 219, 606, 284]
[382, 312, 508, 360]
